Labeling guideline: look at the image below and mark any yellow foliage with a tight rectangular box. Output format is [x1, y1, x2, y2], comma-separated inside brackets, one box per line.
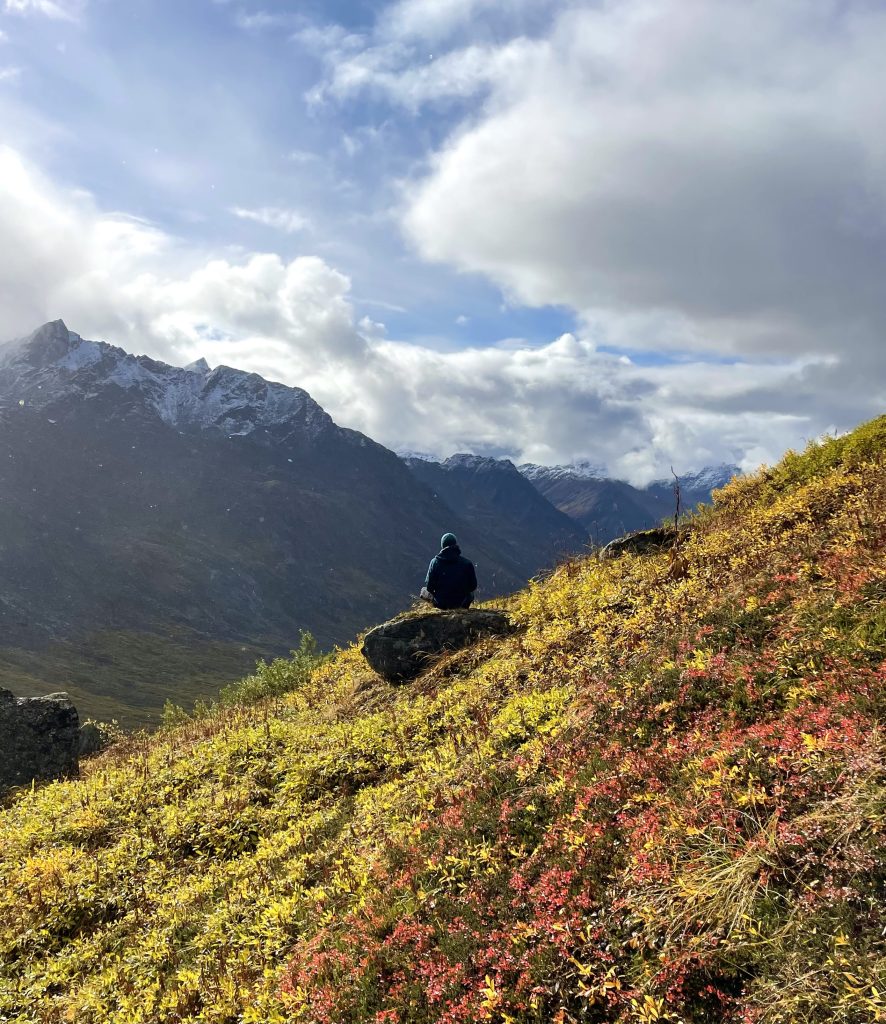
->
[0, 414, 884, 1023]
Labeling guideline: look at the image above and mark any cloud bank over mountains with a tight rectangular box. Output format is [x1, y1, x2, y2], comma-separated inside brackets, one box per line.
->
[1, 0, 884, 481]
[0, 143, 815, 483]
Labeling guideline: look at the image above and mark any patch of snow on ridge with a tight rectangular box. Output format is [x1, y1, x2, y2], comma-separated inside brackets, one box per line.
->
[519, 460, 608, 483]
[682, 464, 740, 491]
[651, 464, 740, 492]
[443, 453, 518, 473]
[397, 448, 438, 462]
[192, 367, 314, 435]
[58, 337, 103, 372]
[116, 361, 328, 437]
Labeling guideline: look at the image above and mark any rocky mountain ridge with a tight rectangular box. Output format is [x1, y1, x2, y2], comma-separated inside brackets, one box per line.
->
[518, 458, 608, 482]
[518, 458, 739, 541]
[0, 320, 335, 443]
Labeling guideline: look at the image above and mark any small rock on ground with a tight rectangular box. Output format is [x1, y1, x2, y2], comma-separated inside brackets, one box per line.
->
[600, 527, 676, 560]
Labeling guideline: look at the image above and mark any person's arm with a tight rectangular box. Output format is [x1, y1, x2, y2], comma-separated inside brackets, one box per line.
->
[467, 560, 477, 593]
[425, 557, 439, 591]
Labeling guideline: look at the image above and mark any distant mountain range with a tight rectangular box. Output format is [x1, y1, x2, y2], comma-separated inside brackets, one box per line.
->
[519, 461, 738, 542]
[403, 454, 587, 577]
[0, 321, 737, 723]
[404, 455, 738, 549]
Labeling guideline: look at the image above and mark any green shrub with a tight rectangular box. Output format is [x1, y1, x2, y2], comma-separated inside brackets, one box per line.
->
[161, 632, 323, 725]
[216, 632, 322, 707]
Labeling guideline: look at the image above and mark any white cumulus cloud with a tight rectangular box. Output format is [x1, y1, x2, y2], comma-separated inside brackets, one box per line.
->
[0, 146, 362, 371]
[230, 206, 311, 234]
[399, 0, 886, 371]
[0, 144, 873, 484]
[304, 0, 886, 387]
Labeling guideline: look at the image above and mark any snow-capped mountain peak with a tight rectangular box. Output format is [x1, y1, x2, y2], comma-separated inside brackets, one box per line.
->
[0, 321, 333, 442]
[18, 319, 83, 365]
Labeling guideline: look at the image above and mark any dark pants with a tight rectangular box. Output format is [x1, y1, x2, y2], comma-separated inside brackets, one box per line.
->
[424, 592, 474, 609]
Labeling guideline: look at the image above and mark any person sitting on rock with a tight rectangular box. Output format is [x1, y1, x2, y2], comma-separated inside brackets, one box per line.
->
[421, 533, 478, 609]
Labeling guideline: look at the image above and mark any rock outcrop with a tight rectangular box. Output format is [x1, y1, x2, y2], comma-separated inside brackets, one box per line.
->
[362, 609, 515, 684]
[600, 526, 677, 560]
[0, 689, 80, 794]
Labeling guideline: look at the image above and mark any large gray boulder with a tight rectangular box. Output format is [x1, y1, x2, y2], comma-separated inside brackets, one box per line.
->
[600, 526, 676, 560]
[0, 688, 80, 794]
[362, 609, 514, 684]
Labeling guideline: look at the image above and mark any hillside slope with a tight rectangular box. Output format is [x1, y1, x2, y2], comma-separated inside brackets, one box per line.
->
[522, 470, 668, 541]
[1, 416, 884, 1024]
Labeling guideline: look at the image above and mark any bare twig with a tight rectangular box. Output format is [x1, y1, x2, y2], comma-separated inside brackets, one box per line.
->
[670, 466, 682, 536]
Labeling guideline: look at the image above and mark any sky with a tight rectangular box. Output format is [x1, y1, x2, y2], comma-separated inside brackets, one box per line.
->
[0, 0, 884, 482]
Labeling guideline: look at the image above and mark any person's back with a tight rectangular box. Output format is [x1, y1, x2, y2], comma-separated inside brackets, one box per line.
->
[423, 533, 477, 609]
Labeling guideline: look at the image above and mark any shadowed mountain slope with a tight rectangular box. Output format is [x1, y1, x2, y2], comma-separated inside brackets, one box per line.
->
[0, 322, 533, 722]
[404, 453, 588, 575]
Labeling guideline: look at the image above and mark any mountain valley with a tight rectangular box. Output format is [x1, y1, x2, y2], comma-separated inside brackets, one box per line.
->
[0, 321, 735, 723]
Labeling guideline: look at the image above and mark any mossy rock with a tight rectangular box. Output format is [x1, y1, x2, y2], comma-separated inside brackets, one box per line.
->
[361, 609, 514, 683]
[0, 688, 80, 794]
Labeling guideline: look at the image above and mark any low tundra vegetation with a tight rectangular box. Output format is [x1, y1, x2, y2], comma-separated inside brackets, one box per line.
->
[1, 416, 885, 1024]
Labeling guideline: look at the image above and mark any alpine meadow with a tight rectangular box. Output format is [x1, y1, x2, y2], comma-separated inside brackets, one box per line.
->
[1, 415, 884, 1024]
